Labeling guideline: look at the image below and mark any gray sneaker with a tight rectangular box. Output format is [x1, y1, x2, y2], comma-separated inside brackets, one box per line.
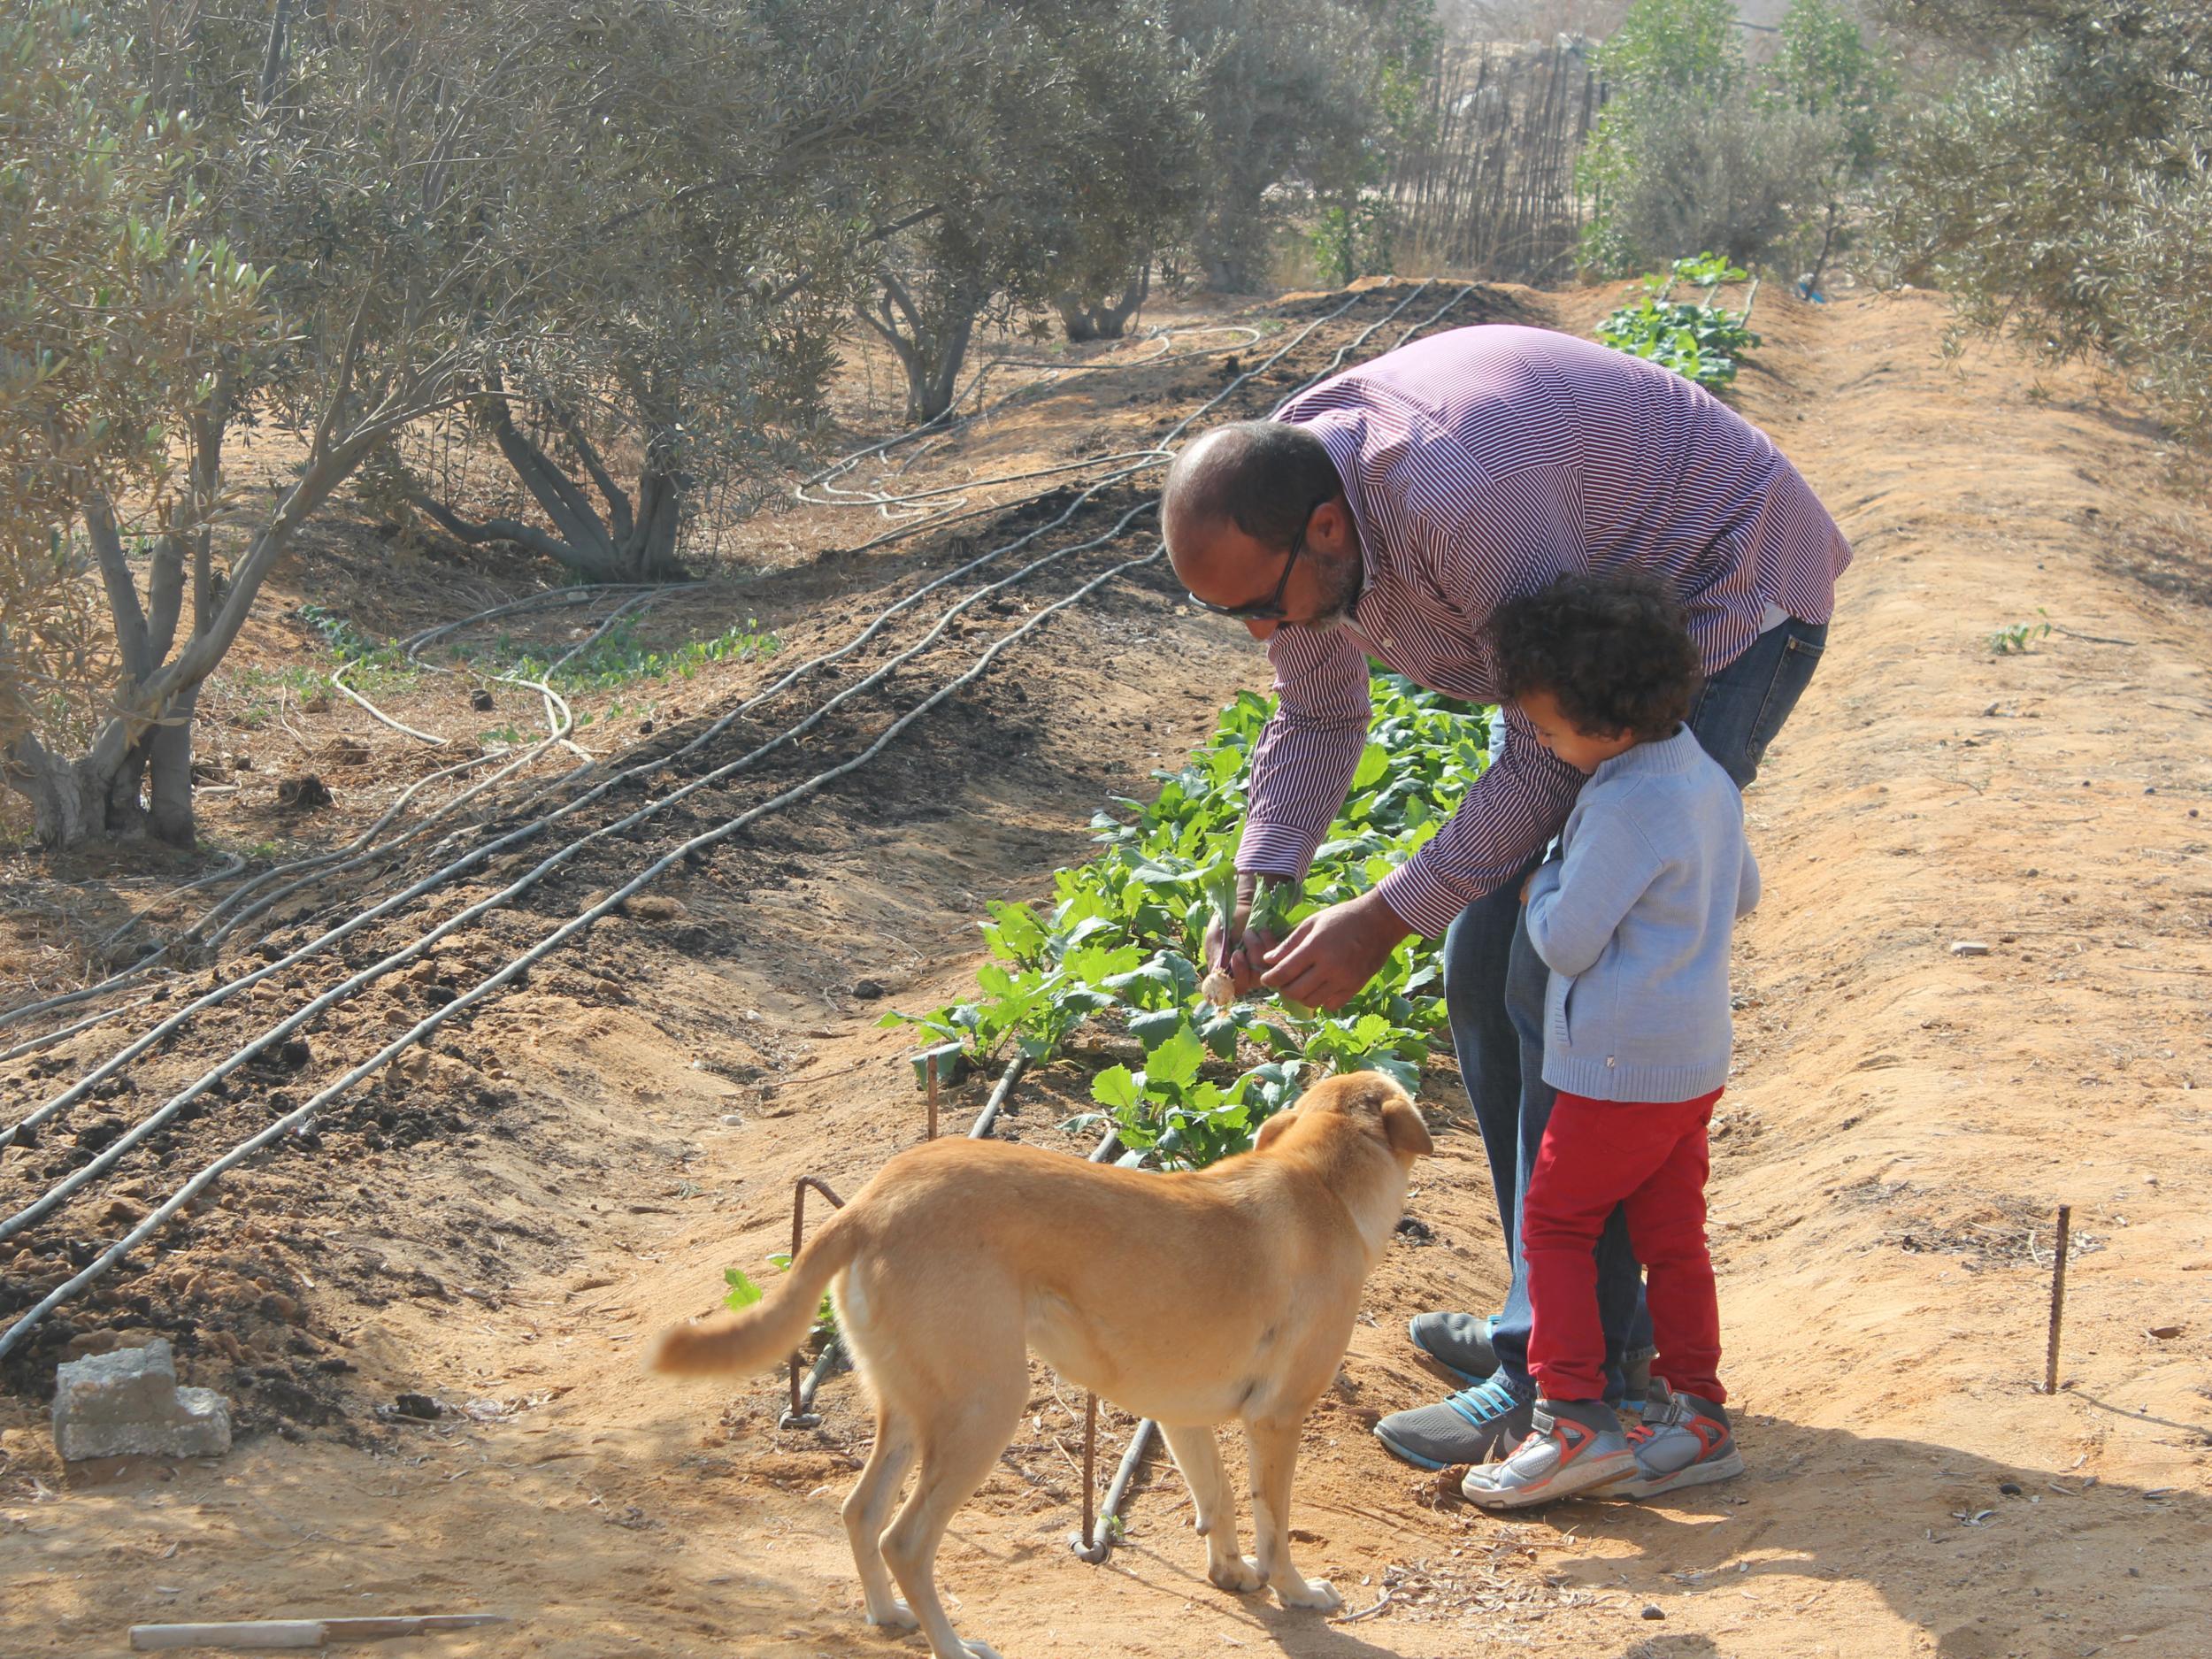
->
[1372, 1373, 1533, 1471]
[1612, 1382, 1743, 1499]
[1406, 1311, 1499, 1382]
[1461, 1398, 1635, 1509]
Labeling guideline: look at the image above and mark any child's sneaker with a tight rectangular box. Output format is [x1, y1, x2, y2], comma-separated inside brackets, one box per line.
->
[1612, 1381, 1743, 1498]
[1459, 1399, 1633, 1509]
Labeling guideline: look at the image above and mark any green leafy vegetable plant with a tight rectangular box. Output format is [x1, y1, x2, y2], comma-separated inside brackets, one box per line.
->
[1597, 252, 1761, 388]
[884, 672, 1490, 1168]
[1988, 611, 2051, 655]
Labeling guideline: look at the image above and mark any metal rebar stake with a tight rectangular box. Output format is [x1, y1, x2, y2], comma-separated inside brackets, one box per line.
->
[781, 1176, 847, 1429]
[2045, 1203, 2071, 1394]
[1073, 1417, 1156, 1561]
[1079, 1394, 1099, 1554]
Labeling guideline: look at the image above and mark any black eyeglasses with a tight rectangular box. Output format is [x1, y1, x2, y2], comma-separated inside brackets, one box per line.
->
[1187, 495, 1336, 622]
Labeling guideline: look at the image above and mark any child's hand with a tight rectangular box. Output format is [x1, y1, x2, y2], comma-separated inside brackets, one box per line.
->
[1519, 872, 1533, 905]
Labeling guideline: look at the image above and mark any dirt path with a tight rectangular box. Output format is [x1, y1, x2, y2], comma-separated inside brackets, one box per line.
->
[4, 287, 2208, 1658]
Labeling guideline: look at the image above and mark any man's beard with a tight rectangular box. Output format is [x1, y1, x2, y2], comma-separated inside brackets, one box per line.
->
[1303, 553, 1364, 633]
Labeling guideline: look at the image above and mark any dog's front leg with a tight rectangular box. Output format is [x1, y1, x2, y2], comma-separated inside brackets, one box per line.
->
[1242, 1417, 1341, 1611]
[1158, 1422, 1262, 1594]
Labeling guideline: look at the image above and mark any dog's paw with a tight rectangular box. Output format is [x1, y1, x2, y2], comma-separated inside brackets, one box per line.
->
[961, 1641, 1005, 1659]
[864, 1600, 918, 1631]
[1209, 1555, 1266, 1594]
[1279, 1577, 1342, 1613]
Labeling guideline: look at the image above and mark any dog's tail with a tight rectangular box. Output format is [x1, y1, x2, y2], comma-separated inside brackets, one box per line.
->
[649, 1204, 864, 1378]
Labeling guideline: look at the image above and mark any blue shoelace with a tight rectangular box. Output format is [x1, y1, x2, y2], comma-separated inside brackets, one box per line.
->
[1444, 1372, 1532, 1427]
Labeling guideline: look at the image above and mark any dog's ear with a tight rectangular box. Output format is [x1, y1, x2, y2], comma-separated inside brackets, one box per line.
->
[1255, 1110, 1301, 1153]
[1380, 1095, 1432, 1158]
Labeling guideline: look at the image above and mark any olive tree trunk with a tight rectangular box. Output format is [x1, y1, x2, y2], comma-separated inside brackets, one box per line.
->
[1056, 260, 1150, 342]
[857, 269, 981, 425]
[1, 401, 230, 849]
[410, 394, 690, 582]
[4, 350, 449, 849]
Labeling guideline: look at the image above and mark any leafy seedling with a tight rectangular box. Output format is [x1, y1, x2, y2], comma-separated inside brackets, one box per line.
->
[1990, 611, 2052, 654]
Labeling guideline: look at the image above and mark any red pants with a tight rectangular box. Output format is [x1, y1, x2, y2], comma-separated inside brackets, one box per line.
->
[1525, 1087, 1725, 1405]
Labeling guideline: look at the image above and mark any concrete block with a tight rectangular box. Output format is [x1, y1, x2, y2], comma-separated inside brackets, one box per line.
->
[51, 1339, 232, 1460]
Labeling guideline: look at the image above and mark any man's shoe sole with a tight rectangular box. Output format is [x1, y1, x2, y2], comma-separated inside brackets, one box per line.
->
[1460, 1448, 1636, 1509]
[1405, 1315, 1490, 1386]
[1371, 1425, 1455, 1471]
[1372, 1411, 1532, 1472]
[1607, 1447, 1745, 1500]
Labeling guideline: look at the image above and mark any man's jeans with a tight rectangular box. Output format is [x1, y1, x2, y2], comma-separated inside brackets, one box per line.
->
[1443, 618, 1829, 1402]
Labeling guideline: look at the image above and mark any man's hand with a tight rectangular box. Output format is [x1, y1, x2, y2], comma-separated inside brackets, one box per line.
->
[1202, 872, 1279, 998]
[1260, 888, 1414, 1011]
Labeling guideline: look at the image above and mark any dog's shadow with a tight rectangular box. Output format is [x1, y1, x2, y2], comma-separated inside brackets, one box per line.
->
[1095, 1539, 1424, 1659]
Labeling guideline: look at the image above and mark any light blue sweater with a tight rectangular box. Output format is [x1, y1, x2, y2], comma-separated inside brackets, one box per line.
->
[1523, 726, 1759, 1102]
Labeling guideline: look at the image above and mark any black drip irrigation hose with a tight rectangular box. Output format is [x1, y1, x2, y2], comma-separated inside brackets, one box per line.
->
[0, 997, 158, 1066]
[0, 489, 1156, 1162]
[964, 1053, 1030, 1140]
[0, 279, 1489, 1402]
[784, 1342, 844, 1427]
[0, 584, 672, 1039]
[0, 499, 1163, 1245]
[1, 531, 1172, 1357]
[1075, 1420, 1158, 1563]
[1, 284, 1392, 1156]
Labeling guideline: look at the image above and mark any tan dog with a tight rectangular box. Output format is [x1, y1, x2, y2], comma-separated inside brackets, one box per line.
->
[651, 1071, 1431, 1659]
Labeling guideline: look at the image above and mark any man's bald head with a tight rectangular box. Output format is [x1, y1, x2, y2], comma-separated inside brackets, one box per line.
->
[1161, 420, 1344, 566]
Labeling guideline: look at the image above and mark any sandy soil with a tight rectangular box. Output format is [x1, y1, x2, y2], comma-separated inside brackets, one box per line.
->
[4, 280, 2210, 1659]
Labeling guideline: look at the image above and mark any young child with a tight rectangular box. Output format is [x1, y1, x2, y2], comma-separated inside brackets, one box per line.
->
[1461, 572, 1757, 1509]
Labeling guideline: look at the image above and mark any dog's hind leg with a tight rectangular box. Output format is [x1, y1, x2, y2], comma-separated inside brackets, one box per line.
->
[879, 1363, 1026, 1659]
[1242, 1417, 1341, 1612]
[842, 1403, 917, 1629]
[1157, 1423, 1261, 1594]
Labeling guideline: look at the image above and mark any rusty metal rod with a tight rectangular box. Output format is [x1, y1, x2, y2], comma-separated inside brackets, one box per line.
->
[782, 1176, 846, 1427]
[1069, 1074, 1133, 1557]
[2045, 1203, 2071, 1394]
[1080, 1393, 1099, 1553]
[1074, 1417, 1156, 1561]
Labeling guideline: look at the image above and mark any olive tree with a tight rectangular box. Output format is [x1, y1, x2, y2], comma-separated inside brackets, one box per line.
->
[1872, 0, 2210, 438]
[412, 0, 1002, 577]
[5, 0, 578, 849]
[1, 4, 271, 846]
[1171, 0, 1425, 292]
[854, 4, 1177, 419]
[1574, 0, 1889, 278]
[1043, 11, 1205, 341]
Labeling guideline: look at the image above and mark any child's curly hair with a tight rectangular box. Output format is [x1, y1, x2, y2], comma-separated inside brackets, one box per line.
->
[1489, 571, 1702, 742]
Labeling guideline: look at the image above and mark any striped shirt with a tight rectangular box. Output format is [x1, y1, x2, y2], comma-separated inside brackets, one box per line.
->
[1240, 324, 1852, 938]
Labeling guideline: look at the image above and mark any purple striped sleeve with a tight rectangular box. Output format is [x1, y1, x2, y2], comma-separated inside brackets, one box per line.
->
[1374, 702, 1584, 938]
[1236, 623, 1371, 878]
